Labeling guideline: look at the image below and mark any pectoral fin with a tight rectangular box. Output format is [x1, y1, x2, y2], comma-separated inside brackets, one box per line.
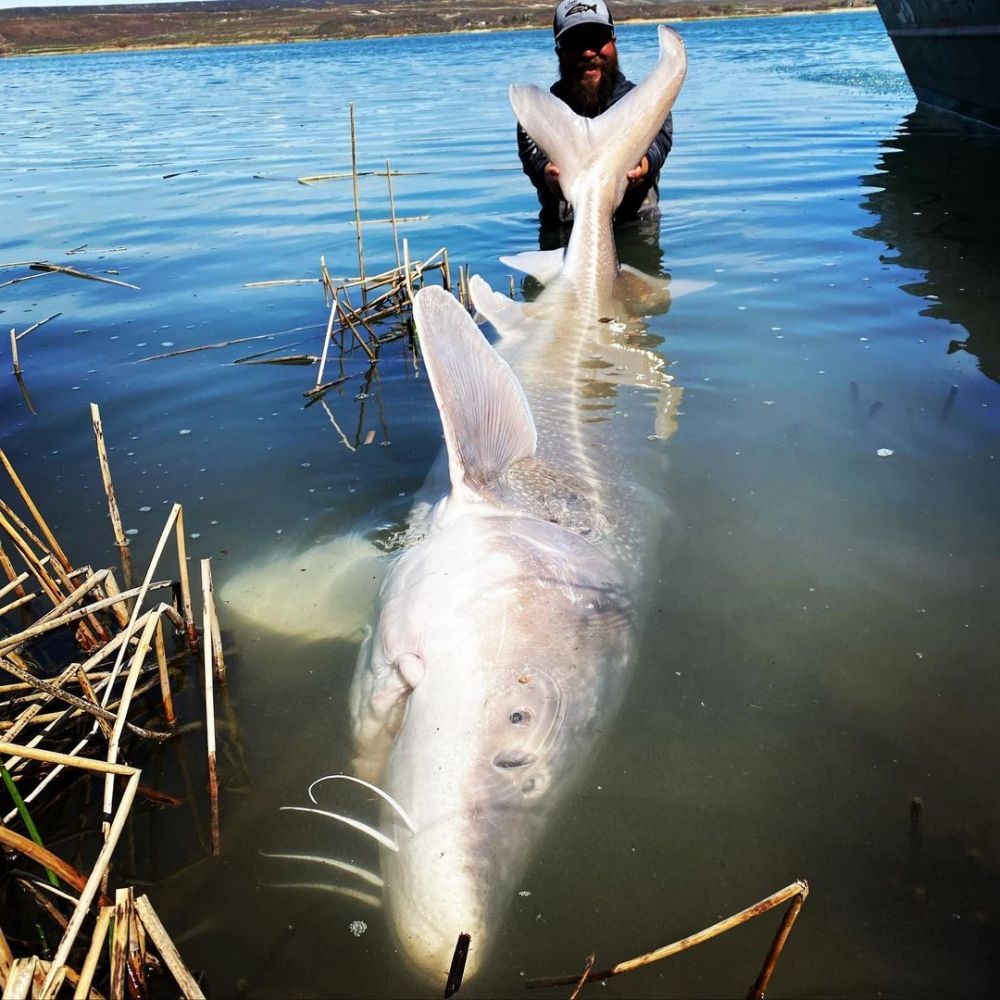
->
[219, 532, 383, 644]
[469, 273, 532, 345]
[350, 646, 425, 782]
[499, 249, 565, 286]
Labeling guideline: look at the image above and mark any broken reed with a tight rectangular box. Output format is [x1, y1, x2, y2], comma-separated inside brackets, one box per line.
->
[525, 879, 809, 998]
[305, 244, 452, 401]
[0, 423, 227, 997]
[259, 105, 460, 397]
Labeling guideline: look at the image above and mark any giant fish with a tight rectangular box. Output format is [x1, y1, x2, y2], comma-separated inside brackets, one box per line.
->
[346, 25, 689, 984]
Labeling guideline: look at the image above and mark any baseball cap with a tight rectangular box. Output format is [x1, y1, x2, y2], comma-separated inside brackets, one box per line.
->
[553, 0, 616, 42]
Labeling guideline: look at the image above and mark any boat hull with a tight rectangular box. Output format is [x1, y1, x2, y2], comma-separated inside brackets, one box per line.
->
[875, 0, 1000, 128]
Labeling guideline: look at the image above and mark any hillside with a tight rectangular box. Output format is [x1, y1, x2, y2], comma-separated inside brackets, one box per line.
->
[0, 0, 868, 56]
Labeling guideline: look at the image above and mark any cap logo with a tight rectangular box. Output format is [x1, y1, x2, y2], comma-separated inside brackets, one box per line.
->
[564, 2, 599, 14]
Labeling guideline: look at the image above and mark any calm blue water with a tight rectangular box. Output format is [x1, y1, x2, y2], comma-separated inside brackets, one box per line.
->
[3, 10, 1000, 997]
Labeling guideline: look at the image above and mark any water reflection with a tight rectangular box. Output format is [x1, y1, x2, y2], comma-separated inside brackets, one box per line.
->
[510, 215, 683, 441]
[857, 107, 1000, 382]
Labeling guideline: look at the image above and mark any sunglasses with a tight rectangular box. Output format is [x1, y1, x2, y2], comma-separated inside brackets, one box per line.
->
[557, 26, 615, 52]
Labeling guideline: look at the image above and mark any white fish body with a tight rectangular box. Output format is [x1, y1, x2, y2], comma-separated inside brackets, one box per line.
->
[349, 26, 688, 985]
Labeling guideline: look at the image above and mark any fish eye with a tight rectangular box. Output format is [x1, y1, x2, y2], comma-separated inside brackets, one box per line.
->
[509, 709, 531, 726]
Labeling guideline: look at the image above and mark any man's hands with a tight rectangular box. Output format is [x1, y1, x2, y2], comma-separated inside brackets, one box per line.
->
[544, 161, 562, 197]
[544, 155, 649, 198]
[626, 155, 650, 189]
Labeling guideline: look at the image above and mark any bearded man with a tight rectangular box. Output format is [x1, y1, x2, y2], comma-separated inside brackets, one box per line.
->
[517, 0, 674, 225]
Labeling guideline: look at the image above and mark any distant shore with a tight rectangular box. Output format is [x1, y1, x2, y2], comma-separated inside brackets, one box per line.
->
[0, 1, 877, 59]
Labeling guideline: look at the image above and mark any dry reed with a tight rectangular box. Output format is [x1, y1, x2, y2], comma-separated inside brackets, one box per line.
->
[525, 880, 809, 996]
[0, 412, 228, 998]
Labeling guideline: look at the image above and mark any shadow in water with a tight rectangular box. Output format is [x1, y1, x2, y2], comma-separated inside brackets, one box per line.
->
[856, 106, 1000, 382]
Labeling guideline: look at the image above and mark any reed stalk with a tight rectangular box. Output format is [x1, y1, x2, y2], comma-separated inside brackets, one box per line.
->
[72, 905, 111, 1000]
[341, 293, 379, 343]
[201, 560, 221, 855]
[242, 278, 321, 288]
[28, 262, 139, 291]
[441, 248, 452, 291]
[569, 955, 596, 1000]
[0, 824, 106, 904]
[39, 760, 140, 998]
[9, 329, 21, 376]
[134, 895, 206, 999]
[525, 880, 809, 991]
[337, 298, 377, 364]
[75, 666, 114, 742]
[17, 878, 69, 932]
[747, 883, 809, 1000]
[99, 568, 131, 628]
[320, 255, 332, 299]
[173, 505, 198, 653]
[349, 102, 367, 307]
[14, 314, 61, 342]
[153, 616, 176, 727]
[0, 760, 59, 887]
[0, 582, 172, 658]
[298, 168, 423, 184]
[0, 592, 36, 617]
[134, 325, 322, 364]
[402, 238, 415, 305]
[102, 610, 164, 826]
[0, 499, 49, 560]
[0, 542, 27, 600]
[0, 508, 66, 611]
[5, 956, 38, 998]
[0, 926, 13, 986]
[314, 295, 339, 390]
[109, 888, 130, 1000]
[201, 559, 226, 683]
[0, 498, 104, 647]
[386, 157, 401, 269]
[350, 215, 428, 226]
[0, 449, 73, 575]
[90, 404, 134, 590]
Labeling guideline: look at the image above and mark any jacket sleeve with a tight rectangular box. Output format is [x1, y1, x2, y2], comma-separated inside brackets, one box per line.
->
[644, 111, 674, 176]
[517, 123, 551, 193]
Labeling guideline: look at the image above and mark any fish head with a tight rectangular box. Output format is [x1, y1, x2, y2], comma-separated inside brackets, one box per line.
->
[373, 513, 633, 984]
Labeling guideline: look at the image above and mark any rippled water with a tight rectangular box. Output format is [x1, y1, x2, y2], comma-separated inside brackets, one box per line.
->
[3, 10, 1000, 998]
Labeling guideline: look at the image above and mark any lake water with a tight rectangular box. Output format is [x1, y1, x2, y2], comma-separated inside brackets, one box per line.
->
[3, 9, 1000, 998]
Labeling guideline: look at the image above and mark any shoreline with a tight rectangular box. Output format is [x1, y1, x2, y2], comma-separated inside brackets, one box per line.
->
[3, 4, 877, 60]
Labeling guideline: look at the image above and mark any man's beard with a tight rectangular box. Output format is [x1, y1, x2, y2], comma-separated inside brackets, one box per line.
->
[559, 49, 620, 116]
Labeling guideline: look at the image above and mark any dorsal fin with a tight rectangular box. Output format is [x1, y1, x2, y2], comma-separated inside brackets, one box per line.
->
[413, 286, 537, 501]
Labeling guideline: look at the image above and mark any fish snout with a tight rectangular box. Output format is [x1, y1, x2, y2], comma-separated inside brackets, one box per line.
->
[382, 832, 489, 984]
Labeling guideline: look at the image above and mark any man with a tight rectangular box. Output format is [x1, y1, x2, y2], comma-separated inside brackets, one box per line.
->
[518, 0, 674, 226]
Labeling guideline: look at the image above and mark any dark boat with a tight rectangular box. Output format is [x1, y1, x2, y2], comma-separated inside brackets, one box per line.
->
[874, 0, 1000, 128]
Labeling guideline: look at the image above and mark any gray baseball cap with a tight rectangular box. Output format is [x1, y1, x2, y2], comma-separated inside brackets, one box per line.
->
[553, 0, 616, 42]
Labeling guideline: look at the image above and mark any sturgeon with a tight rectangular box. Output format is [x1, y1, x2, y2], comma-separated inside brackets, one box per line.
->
[348, 25, 688, 984]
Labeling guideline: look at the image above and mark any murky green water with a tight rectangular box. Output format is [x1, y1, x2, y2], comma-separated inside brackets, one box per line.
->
[2, 10, 999, 997]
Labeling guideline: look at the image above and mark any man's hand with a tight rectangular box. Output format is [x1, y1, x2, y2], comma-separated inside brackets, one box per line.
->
[626, 156, 650, 189]
[544, 161, 562, 197]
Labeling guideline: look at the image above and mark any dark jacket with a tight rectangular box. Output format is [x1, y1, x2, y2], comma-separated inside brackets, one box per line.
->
[517, 68, 674, 224]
